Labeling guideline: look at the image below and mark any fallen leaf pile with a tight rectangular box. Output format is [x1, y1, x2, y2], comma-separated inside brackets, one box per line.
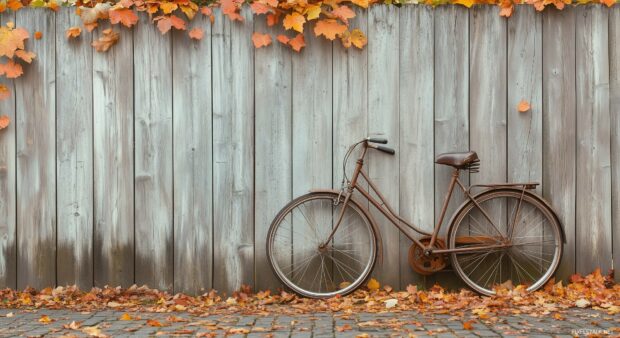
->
[0, 269, 618, 320]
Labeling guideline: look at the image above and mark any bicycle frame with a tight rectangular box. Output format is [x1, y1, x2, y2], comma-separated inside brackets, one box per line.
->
[324, 142, 519, 255]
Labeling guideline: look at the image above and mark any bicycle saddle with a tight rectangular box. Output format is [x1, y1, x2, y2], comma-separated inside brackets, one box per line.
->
[435, 151, 479, 169]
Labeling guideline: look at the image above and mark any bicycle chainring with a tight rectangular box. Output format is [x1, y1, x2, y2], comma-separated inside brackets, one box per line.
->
[408, 237, 448, 275]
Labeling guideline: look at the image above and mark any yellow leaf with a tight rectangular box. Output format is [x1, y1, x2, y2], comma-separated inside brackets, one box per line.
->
[305, 4, 322, 20]
[119, 313, 133, 321]
[454, 0, 475, 7]
[159, 2, 178, 14]
[367, 278, 380, 291]
[283, 12, 306, 33]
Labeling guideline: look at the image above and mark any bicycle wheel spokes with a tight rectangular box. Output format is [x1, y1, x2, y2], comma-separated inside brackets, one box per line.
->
[268, 193, 376, 298]
[450, 191, 562, 295]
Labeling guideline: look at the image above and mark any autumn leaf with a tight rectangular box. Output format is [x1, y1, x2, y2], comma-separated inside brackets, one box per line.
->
[63, 321, 82, 330]
[7, 0, 23, 11]
[82, 326, 102, 336]
[499, 0, 514, 17]
[0, 60, 23, 78]
[180, 3, 198, 20]
[66, 26, 82, 39]
[600, 0, 616, 7]
[350, 0, 369, 8]
[34, 31, 42, 40]
[454, 0, 475, 7]
[39, 315, 52, 324]
[250, 2, 272, 15]
[288, 33, 305, 52]
[341, 29, 366, 49]
[221, 0, 244, 22]
[159, 2, 178, 14]
[314, 19, 347, 40]
[304, 4, 322, 20]
[252, 32, 272, 48]
[92, 28, 119, 52]
[367, 278, 380, 291]
[0, 25, 29, 58]
[276, 34, 290, 44]
[331, 6, 356, 24]
[517, 100, 531, 112]
[78, 3, 111, 25]
[15, 50, 35, 63]
[188, 27, 204, 40]
[155, 15, 187, 34]
[267, 13, 279, 26]
[0, 115, 9, 130]
[283, 12, 306, 33]
[336, 324, 352, 332]
[146, 319, 168, 327]
[119, 313, 133, 320]
[463, 320, 475, 330]
[109, 8, 139, 28]
[0, 85, 9, 101]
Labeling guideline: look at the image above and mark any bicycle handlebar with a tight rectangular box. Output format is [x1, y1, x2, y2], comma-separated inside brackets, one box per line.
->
[367, 137, 388, 144]
[368, 143, 396, 155]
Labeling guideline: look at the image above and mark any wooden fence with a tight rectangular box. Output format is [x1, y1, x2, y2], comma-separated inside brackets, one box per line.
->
[0, 5, 618, 294]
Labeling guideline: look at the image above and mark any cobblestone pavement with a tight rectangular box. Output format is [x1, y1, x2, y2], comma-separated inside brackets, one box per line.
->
[0, 308, 618, 337]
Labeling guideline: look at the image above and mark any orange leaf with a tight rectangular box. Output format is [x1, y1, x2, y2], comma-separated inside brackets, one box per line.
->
[0, 60, 23, 78]
[0, 84, 10, 101]
[463, 320, 475, 330]
[65, 26, 82, 39]
[276, 34, 290, 44]
[367, 278, 380, 291]
[341, 28, 366, 49]
[119, 313, 133, 321]
[331, 6, 355, 24]
[499, 0, 514, 17]
[15, 50, 35, 63]
[267, 13, 279, 26]
[283, 12, 306, 33]
[39, 315, 52, 324]
[109, 9, 139, 28]
[221, 0, 244, 22]
[314, 19, 346, 40]
[200, 6, 212, 16]
[350, 0, 369, 8]
[91, 28, 119, 52]
[34, 31, 42, 40]
[250, 2, 272, 15]
[84, 22, 98, 32]
[600, 0, 616, 7]
[159, 2, 178, 14]
[155, 15, 187, 34]
[288, 33, 305, 52]
[517, 100, 531, 112]
[7, 0, 22, 11]
[252, 32, 272, 48]
[146, 319, 168, 327]
[0, 115, 9, 130]
[0, 26, 29, 58]
[188, 27, 204, 40]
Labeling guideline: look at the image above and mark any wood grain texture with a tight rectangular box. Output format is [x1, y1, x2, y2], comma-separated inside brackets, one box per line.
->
[0, 12, 17, 289]
[212, 8, 255, 294]
[507, 6, 542, 192]
[254, 17, 292, 291]
[431, 6, 469, 289]
[93, 25, 134, 288]
[15, 10, 56, 289]
[398, 6, 434, 288]
[56, 10, 93, 289]
[367, 5, 400, 288]
[610, 6, 620, 282]
[470, 7, 507, 186]
[542, 8, 576, 280]
[575, 5, 612, 274]
[172, 19, 213, 294]
[134, 15, 173, 290]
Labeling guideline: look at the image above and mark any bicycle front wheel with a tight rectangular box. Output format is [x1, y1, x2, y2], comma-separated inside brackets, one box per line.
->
[448, 189, 563, 296]
[267, 192, 377, 298]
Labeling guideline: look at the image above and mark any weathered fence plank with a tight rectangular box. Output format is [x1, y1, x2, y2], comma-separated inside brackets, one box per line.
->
[507, 6, 542, 191]
[398, 6, 434, 288]
[254, 17, 292, 291]
[611, 6, 620, 282]
[15, 10, 56, 289]
[212, 8, 255, 294]
[575, 5, 612, 274]
[134, 16, 174, 290]
[430, 6, 469, 288]
[542, 8, 576, 280]
[56, 10, 93, 289]
[368, 5, 400, 287]
[172, 20, 213, 294]
[93, 26, 135, 288]
[0, 13, 17, 289]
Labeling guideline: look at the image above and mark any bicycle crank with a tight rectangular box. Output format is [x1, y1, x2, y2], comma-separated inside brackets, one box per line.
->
[408, 237, 448, 275]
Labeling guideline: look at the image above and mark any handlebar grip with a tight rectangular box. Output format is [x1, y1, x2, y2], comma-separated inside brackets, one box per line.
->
[375, 145, 396, 155]
[367, 137, 388, 144]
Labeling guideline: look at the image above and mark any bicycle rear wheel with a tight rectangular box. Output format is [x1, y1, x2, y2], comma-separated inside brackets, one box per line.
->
[267, 192, 377, 298]
[447, 189, 563, 296]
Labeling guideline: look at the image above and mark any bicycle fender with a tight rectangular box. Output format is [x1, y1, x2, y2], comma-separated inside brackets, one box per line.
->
[445, 187, 567, 244]
[308, 189, 384, 264]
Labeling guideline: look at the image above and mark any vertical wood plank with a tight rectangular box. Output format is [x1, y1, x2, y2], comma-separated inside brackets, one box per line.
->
[368, 5, 400, 288]
[56, 10, 93, 289]
[15, 9, 56, 289]
[0, 13, 17, 289]
[398, 6, 433, 288]
[507, 6, 542, 192]
[610, 6, 620, 282]
[470, 7, 507, 185]
[575, 5, 612, 274]
[134, 16, 173, 290]
[254, 17, 292, 291]
[542, 8, 576, 280]
[93, 26, 134, 288]
[431, 6, 469, 289]
[172, 19, 213, 294]
[212, 9, 255, 294]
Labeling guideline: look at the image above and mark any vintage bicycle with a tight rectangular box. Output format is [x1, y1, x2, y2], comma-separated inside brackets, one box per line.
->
[266, 137, 565, 298]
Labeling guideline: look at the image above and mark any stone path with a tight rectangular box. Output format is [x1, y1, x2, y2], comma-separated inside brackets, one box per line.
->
[0, 308, 618, 337]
